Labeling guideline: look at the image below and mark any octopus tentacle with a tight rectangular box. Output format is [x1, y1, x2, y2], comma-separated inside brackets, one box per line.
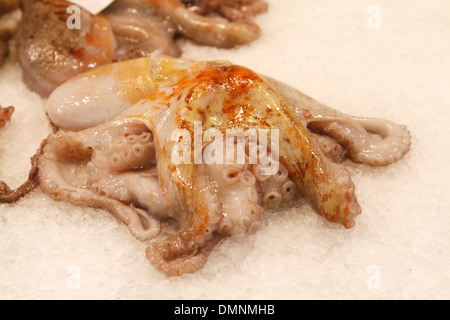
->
[39, 129, 161, 241]
[146, 163, 223, 276]
[264, 76, 412, 167]
[0, 146, 40, 203]
[216, 0, 268, 21]
[146, 0, 262, 48]
[352, 116, 412, 165]
[311, 133, 347, 163]
[281, 132, 361, 228]
[259, 164, 292, 208]
[89, 171, 169, 220]
[146, 234, 222, 277]
[181, 0, 268, 21]
[210, 162, 264, 235]
[104, 0, 182, 59]
[307, 117, 412, 166]
[263, 97, 362, 228]
[251, 162, 298, 206]
[92, 132, 156, 173]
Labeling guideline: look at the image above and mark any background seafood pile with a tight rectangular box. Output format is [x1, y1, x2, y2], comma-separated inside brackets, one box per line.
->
[0, 0, 20, 65]
[0, 0, 449, 299]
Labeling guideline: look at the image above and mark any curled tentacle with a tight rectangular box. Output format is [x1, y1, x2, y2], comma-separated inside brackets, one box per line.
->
[146, 235, 222, 277]
[353, 116, 412, 166]
[307, 117, 412, 166]
[146, 0, 262, 48]
[39, 127, 162, 241]
[0, 145, 41, 203]
[265, 76, 412, 167]
[146, 163, 223, 276]
[41, 177, 162, 241]
[181, 0, 268, 21]
[89, 171, 169, 220]
[104, 0, 182, 59]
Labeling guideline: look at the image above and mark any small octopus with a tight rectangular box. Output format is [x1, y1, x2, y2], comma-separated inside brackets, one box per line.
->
[0, 54, 411, 276]
[16, 0, 267, 97]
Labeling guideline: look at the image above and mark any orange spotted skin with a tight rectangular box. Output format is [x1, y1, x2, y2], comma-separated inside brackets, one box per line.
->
[17, 0, 116, 97]
[17, 0, 267, 99]
[131, 57, 362, 229]
[133, 58, 359, 275]
[0, 106, 14, 128]
[107, 55, 361, 231]
[35, 54, 372, 276]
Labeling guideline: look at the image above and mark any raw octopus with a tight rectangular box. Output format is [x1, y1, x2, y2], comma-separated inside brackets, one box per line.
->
[16, 0, 267, 97]
[0, 105, 14, 128]
[0, 0, 20, 65]
[0, 54, 411, 276]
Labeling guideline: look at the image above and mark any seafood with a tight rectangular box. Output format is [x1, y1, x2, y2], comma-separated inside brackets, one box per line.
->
[0, 105, 14, 128]
[0, 0, 19, 13]
[0, 54, 411, 276]
[16, 0, 267, 97]
[0, 0, 20, 65]
[181, 0, 269, 21]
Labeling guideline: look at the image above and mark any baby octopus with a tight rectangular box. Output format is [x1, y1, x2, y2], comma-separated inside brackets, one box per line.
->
[0, 54, 411, 276]
[16, 0, 267, 97]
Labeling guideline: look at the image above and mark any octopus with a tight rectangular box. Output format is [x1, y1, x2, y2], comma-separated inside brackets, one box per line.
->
[0, 0, 20, 65]
[0, 54, 411, 276]
[16, 0, 267, 97]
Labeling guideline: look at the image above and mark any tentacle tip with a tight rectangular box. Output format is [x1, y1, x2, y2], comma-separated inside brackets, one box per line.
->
[343, 202, 362, 229]
[343, 219, 356, 229]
